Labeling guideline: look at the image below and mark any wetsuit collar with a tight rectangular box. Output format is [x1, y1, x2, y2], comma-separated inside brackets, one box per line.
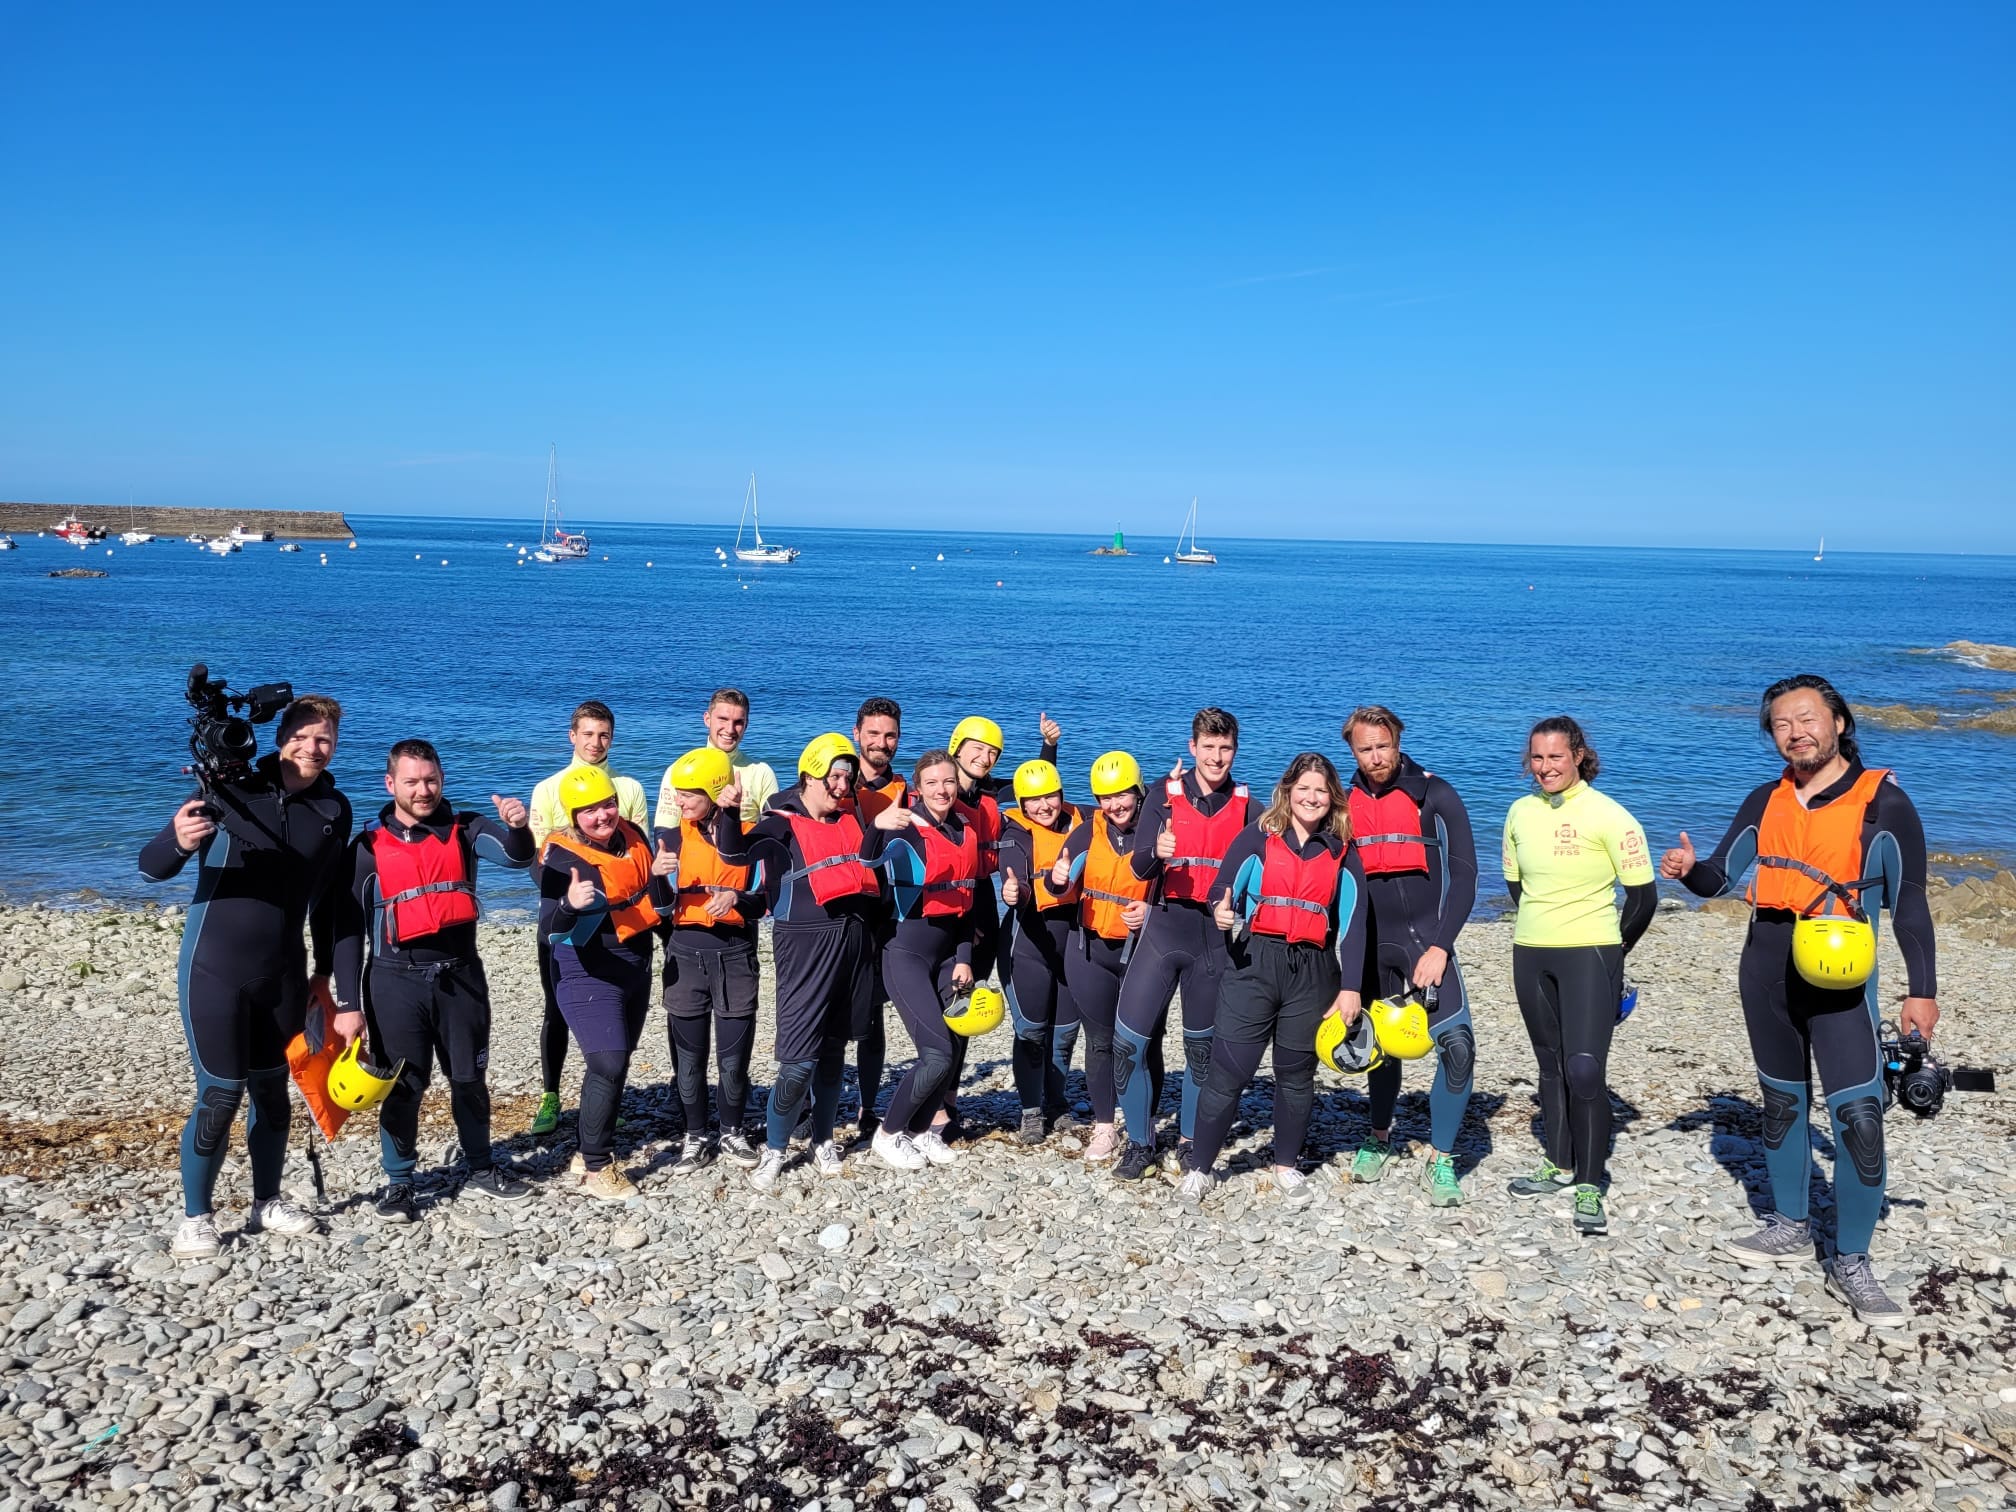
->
[375, 799, 456, 841]
[1781, 760, 1869, 808]
[1185, 769, 1237, 804]
[1274, 823, 1344, 858]
[257, 751, 335, 802]
[1354, 753, 1430, 804]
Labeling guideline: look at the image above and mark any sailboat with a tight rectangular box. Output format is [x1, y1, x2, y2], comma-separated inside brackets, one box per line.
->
[1813, 535, 1825, 563]
[1173, 497, 1217, 565]
[532, 445, 590, 563]
[732, 474, 798, 563]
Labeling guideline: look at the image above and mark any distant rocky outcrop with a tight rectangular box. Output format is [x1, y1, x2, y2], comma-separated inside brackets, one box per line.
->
[1937, 640, 2016, 673]
[0, 503, 352, 540]
[47, 567, 107, 579]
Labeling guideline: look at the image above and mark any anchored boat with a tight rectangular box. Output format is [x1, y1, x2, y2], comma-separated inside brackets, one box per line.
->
[532, 445, 590, 563]
[1173, 497, 1217, 565]
[732, 474, 798, 563]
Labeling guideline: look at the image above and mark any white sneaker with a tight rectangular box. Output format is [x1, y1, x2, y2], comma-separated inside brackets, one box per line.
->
[749, 1147, 786, 1192]
[246, 1197, 319, 1237]
[171, 1215, 221, 1260]
[914, 1128, 961, 1167]
[812, 1140, 844, 1176]
[1273, 1167, 1311, 1202]
[871, 1127, 927, 1172]
[1178, 1169, 1215, 1205]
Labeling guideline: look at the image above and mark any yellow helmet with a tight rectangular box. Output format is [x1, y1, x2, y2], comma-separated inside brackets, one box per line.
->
[798, 732, 860, 780]
[1369, 994, 1434, 1060]
[669, 746, 734, 801]
[1792, 915, 1876, 989]
[559, 764, 617, 815]
[1088, 750, 1142, 797]
[948, 716, 1004, 759]
[1013, 759, 1062, 800]
[327, 1037, 404, 1112]
[943, 985, 1005, 1038]
[1317, 1011, 1387, 1074]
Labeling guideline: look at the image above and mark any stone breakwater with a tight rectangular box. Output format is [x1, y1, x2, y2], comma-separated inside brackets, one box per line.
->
[0, 504, 354, 541]
[0, 904, 2012, 1511]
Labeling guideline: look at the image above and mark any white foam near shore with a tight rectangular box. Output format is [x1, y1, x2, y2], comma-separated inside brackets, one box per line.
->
[0, 903, 2011, 1508]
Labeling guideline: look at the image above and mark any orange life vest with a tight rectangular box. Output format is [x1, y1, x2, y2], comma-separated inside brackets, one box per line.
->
[913, 810, 983, 917]
[860, 771, 908, 812]
[1250, 832, 1344, 945]
[785, 810, 879, 903]
[1748, 767, 1890, 917]
[1162, 778, 1250, 903]
[367, 819, 479, 946]
[1346, 785, 1436, 877]
[668, 815, 752, 927]
[1079, 812, 1152, 940]
[543, 820, 662, 941]
[1001, 804, 1082, 912]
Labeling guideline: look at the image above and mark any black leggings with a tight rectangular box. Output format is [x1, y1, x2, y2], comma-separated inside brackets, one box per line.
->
[365, 957, 494, 1181]
[882, 944, 963, 1135]
[1064, 933, 1142, 1125]
[1190, 936, 1332, 1171]
[1006, 918, 1080, 1117]
[1512, 943, 1621, 1186]
[663, 942, 758, 1134]
[537, 935, 570, 1097]
[669, 1014, 755, 1135]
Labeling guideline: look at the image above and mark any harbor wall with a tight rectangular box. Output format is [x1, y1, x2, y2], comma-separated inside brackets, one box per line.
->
[0, 504, 354, 540]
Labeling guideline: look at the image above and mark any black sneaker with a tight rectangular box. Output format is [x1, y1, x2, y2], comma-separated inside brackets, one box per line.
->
[671, 1134, 711, 1175]
[1018, 1110, 1048, 1145]
[374, 1183, 417, 1223]
[857, 1112, 881, 1146]
[464, 1166, 532, 1204]
[1113, 1141, 1158, 1182]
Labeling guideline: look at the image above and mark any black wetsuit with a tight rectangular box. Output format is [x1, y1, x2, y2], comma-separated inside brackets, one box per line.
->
[1055, 812, 1148, 1127]
[139, 756, 353, 1218]
[1351, 756, 1480, 1154]
[653, 805, 761, 1140]
[1114, 770, 1258, 1143]
[998, 807, 1082, 1121]
[1679, 763, 1936, 1254]
[848, 771, 909, 1130]
[1190, 825, 1370, 1171]
[332, 803, 535, 1183]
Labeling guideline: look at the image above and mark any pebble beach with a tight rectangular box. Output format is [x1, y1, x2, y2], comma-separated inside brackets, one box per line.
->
[1, 901, 2012, 1512]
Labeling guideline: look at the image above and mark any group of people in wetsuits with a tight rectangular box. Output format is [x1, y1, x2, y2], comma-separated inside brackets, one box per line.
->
[143, 673, 1941, 1329]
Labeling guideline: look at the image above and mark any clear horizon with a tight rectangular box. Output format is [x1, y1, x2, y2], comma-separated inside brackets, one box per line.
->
[4, 8, 2011, 552]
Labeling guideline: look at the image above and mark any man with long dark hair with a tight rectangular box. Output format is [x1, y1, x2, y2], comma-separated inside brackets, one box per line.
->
[1662, 674, 1939, 1327]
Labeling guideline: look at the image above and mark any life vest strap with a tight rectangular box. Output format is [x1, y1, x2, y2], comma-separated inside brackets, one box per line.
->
[606, 883, 654, 914]
[1353, 832, 1441, 849]
[1756, 854, 1877, 918]
[1166, 855, 1222, 870]
[1255, 893, 1329, 916]
[1083, 886, 1142, 906]
[786, 853, 864, 883]
[381, 879, 478, 910]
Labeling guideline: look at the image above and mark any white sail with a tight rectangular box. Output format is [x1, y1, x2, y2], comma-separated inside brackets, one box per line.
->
[1174, 496, 1217, 564]
[733, 473, 799, 563]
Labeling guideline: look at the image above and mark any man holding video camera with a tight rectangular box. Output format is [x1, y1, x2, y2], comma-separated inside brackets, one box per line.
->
[140, 687, 355, 1261]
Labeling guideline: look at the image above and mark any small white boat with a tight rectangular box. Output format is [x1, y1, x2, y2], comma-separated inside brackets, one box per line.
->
[1813, 535, 1825, 563]
[120, 530, 154, 546]
[732, 474, 798, 563]
[207, 537, 241, 555]
[0, 535, 16, 551]
[186, 533, 207, 544]
[229, 524, 272, 543]
[532, 444, 590, 561]
[1173, 496, 1217, 565]
[278, 542, 301, 553]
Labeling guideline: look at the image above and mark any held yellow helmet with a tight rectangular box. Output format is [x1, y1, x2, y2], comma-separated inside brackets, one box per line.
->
[798, 732, 860, 780]
[948, 716, 1004, 759]
[1369, 994, 1434, 1060]
[1088, 750, 1142, 797]
[1012, 759, 1062, 800]
[1792, 915, 1876, 989]
[943, 985, 1005, 1038]
[669, 746, 734, 801]
[1317, 1011, 1387, 1074]
[327, 1037, 405, 1112]
[559, 764, 617, 815]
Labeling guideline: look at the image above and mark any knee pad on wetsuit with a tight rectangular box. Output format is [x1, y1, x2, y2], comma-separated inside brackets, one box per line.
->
[1273, 1044, 1317, 1095]
[1758, 1079, 1804, 1152]
[193, 1083, 244, 1157]
[1828, 1091, 1886, 1184]
[1564, 1052, 1604, 1101]
[1111, 1024, 1146, 1090]
[1434, 1021, 1476, 1095]
[1183, 1032, 1213, 1084]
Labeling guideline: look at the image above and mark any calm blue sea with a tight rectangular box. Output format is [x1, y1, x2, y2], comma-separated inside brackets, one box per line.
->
[4, 517, 2013, 911]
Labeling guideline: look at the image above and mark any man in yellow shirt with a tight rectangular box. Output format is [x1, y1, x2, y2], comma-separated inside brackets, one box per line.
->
[529, 700, 650, 1136]
[656, 688, 778, 829]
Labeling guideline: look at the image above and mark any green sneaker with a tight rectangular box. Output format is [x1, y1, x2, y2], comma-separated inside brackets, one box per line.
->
[1422, 1152, 1463, 1208]
[1505, 1158, 1574, 1197]
[1573, 1184, 1607, 1235]
[1349, 1136, 1393, 1183]
[530, 1092, 561, 1137]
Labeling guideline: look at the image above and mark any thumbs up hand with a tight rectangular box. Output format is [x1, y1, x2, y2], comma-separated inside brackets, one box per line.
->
[652, 840, 679, 878]
[873, 802, 917, 832]
[565, 865, 597, 911]
[1155, 820, 1176, 860]
[1168, 755, 1186, 781]
[1039, 711, 1062, 745]
[717, 778, 743, 816]
[492, 793, 529, 829]
[1660, 830, 1696, 880]
[1049, 851, 1072, 890]
[1213, 886, 1237, 933]
[1000, 867, 1021, 907]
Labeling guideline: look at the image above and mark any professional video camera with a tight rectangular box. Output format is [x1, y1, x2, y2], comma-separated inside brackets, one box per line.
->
[184, 663, 294, 794]
[1880, 1024, 1996, 1118]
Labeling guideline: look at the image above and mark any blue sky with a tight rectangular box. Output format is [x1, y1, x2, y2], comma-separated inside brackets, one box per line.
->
[3, 6, 2011, 550]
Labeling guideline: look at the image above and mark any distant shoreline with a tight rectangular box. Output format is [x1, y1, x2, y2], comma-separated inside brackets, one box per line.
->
[0, 502, 354, 540]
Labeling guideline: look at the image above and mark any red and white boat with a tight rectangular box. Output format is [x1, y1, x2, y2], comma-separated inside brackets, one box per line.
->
[53, 513, 106, 545]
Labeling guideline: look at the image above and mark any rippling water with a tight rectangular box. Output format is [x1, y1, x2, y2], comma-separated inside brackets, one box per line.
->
[4, 517, 2012, 908]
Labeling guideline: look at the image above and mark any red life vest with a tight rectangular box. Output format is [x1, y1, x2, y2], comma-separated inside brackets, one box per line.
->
[1749, 767, 1890, 917]
[542, 821, 662, 942]
[1001, 804, 1081, 912]
[368, 819, 479, 946]
[1251, 832, 1343, 946]
[914, 811, 983, 917]
[1162, 778, 1250, 903]
[668, 816, 752, 928]
[964, 789, 1003, 876]
[785, 810, 879, 904]
[1079, 812, 1152, 940]
[1346, 785, 1435, 877]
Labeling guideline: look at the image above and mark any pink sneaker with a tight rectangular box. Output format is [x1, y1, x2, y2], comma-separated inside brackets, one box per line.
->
[1084, 1124, 1121, 1163]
